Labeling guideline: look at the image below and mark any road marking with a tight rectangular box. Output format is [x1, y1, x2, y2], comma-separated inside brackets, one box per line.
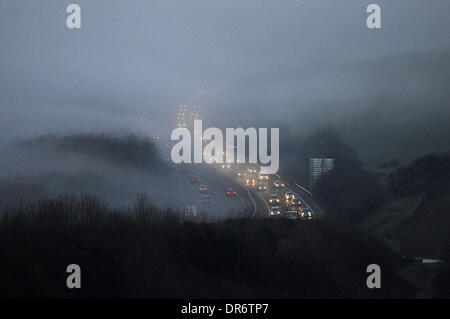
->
[251, 189, 270, 217]
[246, 188, 258, 217]
[294, 182, 313, 197]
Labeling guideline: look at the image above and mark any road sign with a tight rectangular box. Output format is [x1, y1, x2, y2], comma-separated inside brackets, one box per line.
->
[309, 158, 335, 189]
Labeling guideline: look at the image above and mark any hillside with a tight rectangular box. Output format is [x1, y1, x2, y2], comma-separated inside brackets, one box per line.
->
[361, 153, 450, 258]
[0, 194, 415, 298]
[364, 178, 450, 258]
[19, 132, 166, 170]
[0, 132, 176, 209]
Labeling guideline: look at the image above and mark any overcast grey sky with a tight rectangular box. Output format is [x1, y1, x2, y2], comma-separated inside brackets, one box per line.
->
[0, 0, 449, 150]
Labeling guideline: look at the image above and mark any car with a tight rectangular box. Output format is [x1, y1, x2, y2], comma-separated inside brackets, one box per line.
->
[291, 197, 302, 207]
[226, 188, 237, 196]
[258, 174, 269, 181]
[274, 180, 285, 188]
[268, 194, 281, 206]
[269, 206, 281, 217]
[300, 211, 313, 220]
[201, 194, 213, 203]
[221, 164, 231, 169]
[199, 185, 208, 193]
[285, 211, 299, 219]
[183, 205, 198, 220]
[237, 172, 248, 178]
[257, 184, 268, 191]
[245, 178, 256, 187]
[247, 168, 257, 174]
[191, 177, 200, 183]
[284, 191, 295, 201]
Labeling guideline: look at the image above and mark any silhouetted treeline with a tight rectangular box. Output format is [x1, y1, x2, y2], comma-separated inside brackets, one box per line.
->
[0, 194, 415, 298]
[0, 172, 106, 210]
[20, 132, 167, 171]
[309, 152, 450, 225]
[280, 126, 359, 185]
[279, 126, 385, 224]
[314, 162, 384, 224]
[378, 158, 399, 170]
[388, 153, 450, 197]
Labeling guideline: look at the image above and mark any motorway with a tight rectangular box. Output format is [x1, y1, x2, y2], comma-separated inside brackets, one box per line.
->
[161, 164, 252, 220]
[214, 164, 318, 220]
[161, 161, 317, 221]
[157, 90, 319, 220]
